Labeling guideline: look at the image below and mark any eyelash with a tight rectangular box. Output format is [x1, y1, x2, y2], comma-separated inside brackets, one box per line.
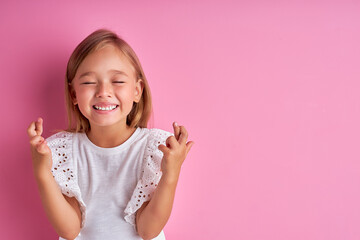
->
[81, 81, 124, 85]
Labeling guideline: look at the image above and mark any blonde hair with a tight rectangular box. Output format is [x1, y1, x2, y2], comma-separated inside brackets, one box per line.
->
[65, 29, 152, 132]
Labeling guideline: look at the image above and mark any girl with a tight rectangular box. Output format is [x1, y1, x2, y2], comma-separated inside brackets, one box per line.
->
[27, 29, 194, 240]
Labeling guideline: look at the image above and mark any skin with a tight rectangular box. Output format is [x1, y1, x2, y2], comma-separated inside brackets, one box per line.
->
[27, 118, 82, 239]
[27, 44, 194, 240]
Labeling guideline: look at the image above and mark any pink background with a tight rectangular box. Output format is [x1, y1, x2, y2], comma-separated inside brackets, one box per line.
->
[1, 1, 359, 239]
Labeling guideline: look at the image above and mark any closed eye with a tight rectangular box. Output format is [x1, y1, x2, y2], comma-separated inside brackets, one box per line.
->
[113, 81, 125, 84]
[81, 82, 96, 85]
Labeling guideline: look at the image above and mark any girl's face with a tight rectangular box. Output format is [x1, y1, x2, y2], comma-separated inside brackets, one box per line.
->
[71, 44, 143, 130]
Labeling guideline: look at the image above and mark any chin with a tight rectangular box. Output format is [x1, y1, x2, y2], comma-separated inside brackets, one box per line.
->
[90, 119, 126, 128]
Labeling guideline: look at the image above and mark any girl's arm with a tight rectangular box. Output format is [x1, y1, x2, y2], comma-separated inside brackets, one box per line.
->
[136, 123, 194, 240]
[28, 118, 81, 239]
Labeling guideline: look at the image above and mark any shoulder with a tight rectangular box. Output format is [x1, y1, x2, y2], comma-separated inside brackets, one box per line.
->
[46, 131, 76, 166]
[140, 128, 173, 167]
[144, 128, 173, 145]
[140, 128, 173, 154]
[46, 131, 74, 148]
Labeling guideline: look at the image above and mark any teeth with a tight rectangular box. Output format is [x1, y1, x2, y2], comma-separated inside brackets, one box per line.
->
[94, 105, 117, 111]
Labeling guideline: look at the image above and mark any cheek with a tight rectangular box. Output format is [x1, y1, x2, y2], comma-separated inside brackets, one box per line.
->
[76, 88, 93, 101]
[118, 86, 136, 99]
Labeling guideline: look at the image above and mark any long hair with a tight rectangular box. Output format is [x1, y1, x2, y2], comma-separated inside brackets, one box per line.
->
[65, 29, 152, 132]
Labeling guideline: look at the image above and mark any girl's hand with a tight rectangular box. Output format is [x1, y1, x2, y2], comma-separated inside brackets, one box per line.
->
[27, 118, 52, 175]
[158, 122, 194, 183]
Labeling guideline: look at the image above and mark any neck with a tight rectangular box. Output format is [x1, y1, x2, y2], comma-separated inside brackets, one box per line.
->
[86, 124, 137, 148]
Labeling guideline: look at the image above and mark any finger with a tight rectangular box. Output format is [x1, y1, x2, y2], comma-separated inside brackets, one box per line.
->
[158, 144, 170, 155]
[27, 122, 37, 138]
[173, 122, 180, 141]
[166, 136, 178, 148]
[36, 140, 49, 154]
[30, 135, 44, 147]
[35, 117, 43, 136]
[178, 126, 189, 145]
[185, 141, 194, 155]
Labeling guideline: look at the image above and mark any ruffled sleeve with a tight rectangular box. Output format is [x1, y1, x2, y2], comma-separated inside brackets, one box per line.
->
[124, 128, 173, 226]
[46, 132, 87, 228]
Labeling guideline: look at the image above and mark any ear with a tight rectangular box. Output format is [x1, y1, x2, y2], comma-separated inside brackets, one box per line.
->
[134, 79, 144, 103]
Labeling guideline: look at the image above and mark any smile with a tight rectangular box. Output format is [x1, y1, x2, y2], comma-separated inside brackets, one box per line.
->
[93, 105, 118, 111]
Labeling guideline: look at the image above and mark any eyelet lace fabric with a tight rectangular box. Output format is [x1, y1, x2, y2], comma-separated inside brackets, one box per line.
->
[47, 132, 87, 228]
[46, 129, 172, 229]
[124, 129, 172, 226]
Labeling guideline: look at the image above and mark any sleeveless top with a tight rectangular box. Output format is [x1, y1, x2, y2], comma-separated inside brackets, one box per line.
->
[46, 128, 172, 240]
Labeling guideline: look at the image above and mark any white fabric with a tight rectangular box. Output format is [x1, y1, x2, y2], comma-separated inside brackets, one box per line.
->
[46, 127, 172, 240]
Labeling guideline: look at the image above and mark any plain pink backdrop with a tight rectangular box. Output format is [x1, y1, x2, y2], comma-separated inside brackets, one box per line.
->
[1, 1, 359, 239]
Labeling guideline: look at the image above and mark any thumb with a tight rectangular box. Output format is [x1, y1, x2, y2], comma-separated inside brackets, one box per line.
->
[36, 139, 49, 155]
[158, 144, 170, 155]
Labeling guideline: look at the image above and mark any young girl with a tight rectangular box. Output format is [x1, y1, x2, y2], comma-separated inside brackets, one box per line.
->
[27, 29, 194, 240]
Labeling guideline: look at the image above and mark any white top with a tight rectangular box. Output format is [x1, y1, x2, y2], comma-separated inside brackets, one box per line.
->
[46, 127, 172, 240]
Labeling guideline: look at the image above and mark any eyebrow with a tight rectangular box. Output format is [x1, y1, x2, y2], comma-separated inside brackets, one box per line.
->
[79, 70, 128, 79]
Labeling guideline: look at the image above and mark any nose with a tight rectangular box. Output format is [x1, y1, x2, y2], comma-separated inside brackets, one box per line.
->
[95, 82, 112, 98]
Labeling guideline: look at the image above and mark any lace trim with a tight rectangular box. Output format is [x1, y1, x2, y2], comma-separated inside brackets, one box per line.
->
[47, 132, 86, 228]
[124, 129, 172, 226]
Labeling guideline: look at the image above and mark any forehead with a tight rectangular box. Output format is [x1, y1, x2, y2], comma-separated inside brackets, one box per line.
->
[76, 44, 135, 78]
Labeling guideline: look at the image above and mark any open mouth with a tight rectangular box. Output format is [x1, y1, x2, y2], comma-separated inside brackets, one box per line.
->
[93, 105, 119, 111]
